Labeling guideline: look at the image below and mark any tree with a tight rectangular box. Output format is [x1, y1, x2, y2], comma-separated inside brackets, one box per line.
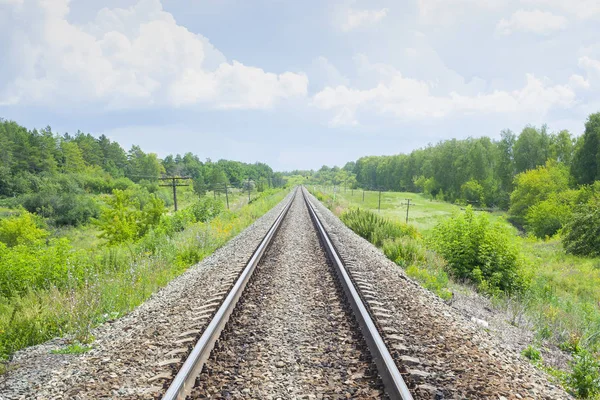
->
[550, 130, 575, 166]
[572, 112, 600, 184]
[563, 189, 600, 256]
[513, 125, 550, 173]
[60, 141, 87, 173]
[509, 160, 571, 225]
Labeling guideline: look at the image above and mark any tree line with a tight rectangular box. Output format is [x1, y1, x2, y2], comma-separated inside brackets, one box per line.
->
[0, 118, 284, 226]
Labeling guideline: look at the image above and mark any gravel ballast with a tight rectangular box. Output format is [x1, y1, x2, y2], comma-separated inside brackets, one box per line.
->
[0, 191, 294, 400]
[305, 190, 571, 399]
[190, 191, 384, 399]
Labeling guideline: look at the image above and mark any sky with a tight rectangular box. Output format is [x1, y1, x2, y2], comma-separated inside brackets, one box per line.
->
[1, 0, 599, 171]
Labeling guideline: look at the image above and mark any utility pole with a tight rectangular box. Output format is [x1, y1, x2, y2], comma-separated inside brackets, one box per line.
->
[362, 188, 365, 202]
[159, 176, 191, 211]
[378, 188, 382, 212]
[225, 184, 229, 210]
[402, 198, 413, 224]
[245, 178, 252, 202]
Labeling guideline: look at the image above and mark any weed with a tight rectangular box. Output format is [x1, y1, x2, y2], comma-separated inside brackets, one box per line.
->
[522, 345, 542, 362]
[567, 350, 600, 398]
[50, 341, 92, 355]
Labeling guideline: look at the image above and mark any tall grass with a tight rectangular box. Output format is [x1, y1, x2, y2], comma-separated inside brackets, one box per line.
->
[0, 189, 288, 363]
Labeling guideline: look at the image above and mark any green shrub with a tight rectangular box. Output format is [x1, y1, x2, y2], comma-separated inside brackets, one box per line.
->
[525, 190, 577, 238]
[461, 179, 485, 206]
[0, 239, 80, 296]
[341, 208, 418, 247]
[509, 160, 570, 226]
[190, 197, 224, 223]
[96, 190, 165, 244]
[382, 237, 426, 267]
[563, 196, 600, 257]
[0, 210, 48, 247]
[567, 351, 600, 398]
[430, 206, 525, 294]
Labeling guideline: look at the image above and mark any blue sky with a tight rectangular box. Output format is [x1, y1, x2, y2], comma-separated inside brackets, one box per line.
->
[1, 0, 599, 170]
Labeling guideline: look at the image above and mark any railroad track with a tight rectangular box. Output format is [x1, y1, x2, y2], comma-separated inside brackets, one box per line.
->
[160, 187, 413, 400]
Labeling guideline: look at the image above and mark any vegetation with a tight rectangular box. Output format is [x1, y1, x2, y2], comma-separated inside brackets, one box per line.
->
[0, 118, 289, 366]
[431, 206, 525, 294]
[311, 185, 600, 398]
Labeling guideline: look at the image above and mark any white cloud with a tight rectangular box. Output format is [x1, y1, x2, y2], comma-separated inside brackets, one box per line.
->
[496, 9, 567, 35]
[313, 57, 576, 124]
[569, 74, 590, 89]
[341, 8, 388, 32]
[0, 0, 308, 109]
[521, 0, 600, 19]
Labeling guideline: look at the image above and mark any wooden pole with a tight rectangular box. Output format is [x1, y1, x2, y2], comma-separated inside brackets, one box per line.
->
[172, 178, 178, 211]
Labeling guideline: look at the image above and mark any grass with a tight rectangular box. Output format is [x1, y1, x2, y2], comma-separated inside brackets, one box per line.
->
[0, 189, 289, 365]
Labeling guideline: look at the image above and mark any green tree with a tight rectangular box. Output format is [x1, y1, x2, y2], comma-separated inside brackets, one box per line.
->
[563, 193, 600, 257]
[97, 190, 140, 244]
[60, 141, 87, 173]
[513, 125, 550, 173]
[509, 161, 570, 225]
[572, 112, 600, 184]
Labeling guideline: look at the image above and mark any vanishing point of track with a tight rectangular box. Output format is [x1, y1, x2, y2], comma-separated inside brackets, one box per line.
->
[161, 187, 413, 400]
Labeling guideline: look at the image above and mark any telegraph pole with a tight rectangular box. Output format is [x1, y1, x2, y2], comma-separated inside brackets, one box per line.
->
[159, 176, 191, 211]
[378, 188, 382, 212]
[403, 198, 413, 224]
[225, 184, 229, 210]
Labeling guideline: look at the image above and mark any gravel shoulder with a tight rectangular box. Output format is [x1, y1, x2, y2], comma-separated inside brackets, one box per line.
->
[306, 190, 571, 399]
[0, 191, 294, 400]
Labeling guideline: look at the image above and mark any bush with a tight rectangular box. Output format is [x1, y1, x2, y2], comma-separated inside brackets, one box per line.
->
[382, 237, 426, 267]
[0, 210, 48, 247]
[430, 206, 525, 294]
[190, 197, 224, 223]
[509, 160, 570, 226]
[461, 179, 485, 206]
[341, 208, 418, 247]
[96, 190, 165, 244]
[567, 351, 600, 398]
[525, 190, 576, 238]
[406, 264, 453, 301]
[563, 195, 600, 257]
[17, 174, 101, 227]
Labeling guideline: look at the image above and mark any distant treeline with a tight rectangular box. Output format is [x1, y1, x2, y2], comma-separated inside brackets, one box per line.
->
[305, 112, 600, 209]
[0, 118, 284, 226]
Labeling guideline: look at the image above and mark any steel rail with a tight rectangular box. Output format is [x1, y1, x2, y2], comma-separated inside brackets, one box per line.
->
[162, 188, 297, 400]
[301, 187, 414, 400]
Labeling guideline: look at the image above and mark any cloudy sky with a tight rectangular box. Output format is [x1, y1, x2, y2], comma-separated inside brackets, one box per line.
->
[1, 0, 599, 170]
